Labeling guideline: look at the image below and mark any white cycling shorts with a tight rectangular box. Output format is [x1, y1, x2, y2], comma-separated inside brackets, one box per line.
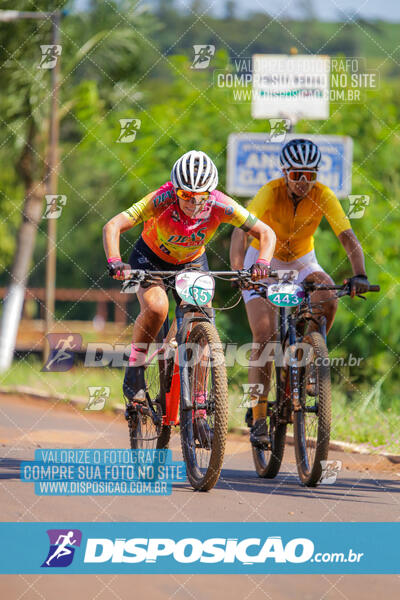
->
[242, 246, 325, 304]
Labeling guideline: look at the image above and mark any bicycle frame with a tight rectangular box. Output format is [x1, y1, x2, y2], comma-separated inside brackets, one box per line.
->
[258, 282, 335, 423]
[145, 301, 216, 428]
[263, 278, 378, 422]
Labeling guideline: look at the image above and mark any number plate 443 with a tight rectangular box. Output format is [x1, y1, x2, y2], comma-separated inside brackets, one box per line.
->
[267, 283, 304, 308]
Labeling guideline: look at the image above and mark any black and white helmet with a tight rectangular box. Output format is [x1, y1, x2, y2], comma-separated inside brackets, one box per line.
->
[171, 150, 218, 192]
[280, 138, 321, 170]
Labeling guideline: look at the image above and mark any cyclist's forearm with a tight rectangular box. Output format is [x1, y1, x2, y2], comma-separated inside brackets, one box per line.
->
[338, 229, 367, 276]
[103, 213, 137, 260]
[250, 222, 276, 263]
[230, 228, 247, 269]
[103, 221, 122, 260]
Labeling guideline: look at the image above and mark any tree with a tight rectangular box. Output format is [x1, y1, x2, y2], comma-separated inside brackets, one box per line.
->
[0, 1, 157, 371]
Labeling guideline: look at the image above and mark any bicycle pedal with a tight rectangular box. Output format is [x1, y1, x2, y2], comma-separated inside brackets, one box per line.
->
[124, 399, 149, 420]
[251, 440, 271, 451]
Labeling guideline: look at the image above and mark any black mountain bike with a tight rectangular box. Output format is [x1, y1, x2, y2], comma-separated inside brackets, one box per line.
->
[245, 275, 379, 486]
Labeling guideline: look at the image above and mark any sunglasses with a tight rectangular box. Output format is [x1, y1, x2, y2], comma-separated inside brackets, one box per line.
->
[287, 170, 318, 182]
[176, 189, 210, 204]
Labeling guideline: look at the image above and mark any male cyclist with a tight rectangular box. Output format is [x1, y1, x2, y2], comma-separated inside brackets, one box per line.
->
[103, 150, 276, 438]
[230, 138, 371, 448]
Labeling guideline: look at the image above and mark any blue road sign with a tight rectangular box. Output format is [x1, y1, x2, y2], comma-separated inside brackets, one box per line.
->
[227, 133, 353, 198]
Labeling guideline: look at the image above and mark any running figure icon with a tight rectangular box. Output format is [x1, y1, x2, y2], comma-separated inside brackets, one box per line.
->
[46, 531, 77, 566]
[41, 529, 82, 568]
[42, 333, 82, 372]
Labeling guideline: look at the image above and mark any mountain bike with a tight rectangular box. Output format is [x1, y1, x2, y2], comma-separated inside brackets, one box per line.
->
[122, 267, 245, 491]
[243, 275, 380, 487]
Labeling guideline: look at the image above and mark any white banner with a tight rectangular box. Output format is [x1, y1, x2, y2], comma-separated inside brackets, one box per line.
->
[251, 54, 330, 120]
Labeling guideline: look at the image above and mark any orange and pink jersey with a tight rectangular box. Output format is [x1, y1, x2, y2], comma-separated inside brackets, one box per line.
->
[123, 182, 256, 264]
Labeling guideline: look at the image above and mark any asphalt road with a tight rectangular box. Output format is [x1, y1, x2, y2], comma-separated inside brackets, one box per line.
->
[0, 393, 399, 599]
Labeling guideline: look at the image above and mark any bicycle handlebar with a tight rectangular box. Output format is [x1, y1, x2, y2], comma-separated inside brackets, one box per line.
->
[303, 282, 380, 293]
[126, 269, 254, 278]
[125, 269, 380, 295]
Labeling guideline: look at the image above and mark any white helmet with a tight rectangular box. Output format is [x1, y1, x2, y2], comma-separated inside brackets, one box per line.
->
[171, 150, 218, 192]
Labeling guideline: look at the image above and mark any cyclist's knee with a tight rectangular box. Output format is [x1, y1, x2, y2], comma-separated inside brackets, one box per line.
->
[142, 300, 168, 324]
[139, 288, 169, 323]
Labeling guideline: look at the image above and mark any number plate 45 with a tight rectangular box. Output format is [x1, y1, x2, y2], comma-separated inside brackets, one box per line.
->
[267, 283, 304, 308]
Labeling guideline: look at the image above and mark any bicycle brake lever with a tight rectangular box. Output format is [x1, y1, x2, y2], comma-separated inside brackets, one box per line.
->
[126, 269, 145, 281]
[356, 293, 367, 300]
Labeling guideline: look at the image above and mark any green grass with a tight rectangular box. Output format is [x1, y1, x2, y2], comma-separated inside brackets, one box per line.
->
[0, 357, 124, 410]
[1, 359, 399, 454]
[227, 378, 400, 454]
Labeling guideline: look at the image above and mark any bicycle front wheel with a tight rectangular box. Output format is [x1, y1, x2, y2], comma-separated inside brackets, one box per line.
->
[180, 321, 228, 491]
[293, 331, 331, 486]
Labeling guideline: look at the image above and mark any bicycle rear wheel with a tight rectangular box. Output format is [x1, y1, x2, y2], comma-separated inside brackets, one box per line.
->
[180, 321, 228, 491]
[127, 353, 170, 450]
[251, 362, 287, 478]
[293, 331, 331, 486]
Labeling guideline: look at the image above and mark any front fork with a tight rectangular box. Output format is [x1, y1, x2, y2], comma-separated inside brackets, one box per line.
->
[175, 305, 215, 414]
[277, 304, 327, 423]
[287, 314, 302, 412]
[287, 311, 327, 414]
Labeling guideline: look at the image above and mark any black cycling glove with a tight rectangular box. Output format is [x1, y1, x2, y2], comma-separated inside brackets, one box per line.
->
[344, 274, 370, 297]
[107, 259, 131, 279]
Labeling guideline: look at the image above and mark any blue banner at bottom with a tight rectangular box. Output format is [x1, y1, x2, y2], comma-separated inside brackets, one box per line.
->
[0, 522, 398, 574]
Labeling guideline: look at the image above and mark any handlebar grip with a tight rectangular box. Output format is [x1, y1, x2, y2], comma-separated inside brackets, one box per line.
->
[368, 285, 380, 292]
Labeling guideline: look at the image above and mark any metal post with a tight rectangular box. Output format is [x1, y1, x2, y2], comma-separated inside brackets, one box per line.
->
[44, 11, 61, 345]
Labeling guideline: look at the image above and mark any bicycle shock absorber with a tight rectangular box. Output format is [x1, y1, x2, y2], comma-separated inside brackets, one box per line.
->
[287, 314, 302, 412]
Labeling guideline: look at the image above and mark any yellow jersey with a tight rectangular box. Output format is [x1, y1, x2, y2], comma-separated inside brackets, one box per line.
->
[247, 178, 351, 262]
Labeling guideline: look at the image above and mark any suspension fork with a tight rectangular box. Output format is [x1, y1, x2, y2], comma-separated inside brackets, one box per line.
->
[275, 307, 288, 421]
[173, 306, 190, 413]
[288, 313, 302, 411]
[157, 315, 171, 414]
[175, 305, 216, 413]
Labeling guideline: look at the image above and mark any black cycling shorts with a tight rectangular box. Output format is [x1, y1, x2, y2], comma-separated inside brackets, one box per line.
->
[128, 236, 209, 304]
